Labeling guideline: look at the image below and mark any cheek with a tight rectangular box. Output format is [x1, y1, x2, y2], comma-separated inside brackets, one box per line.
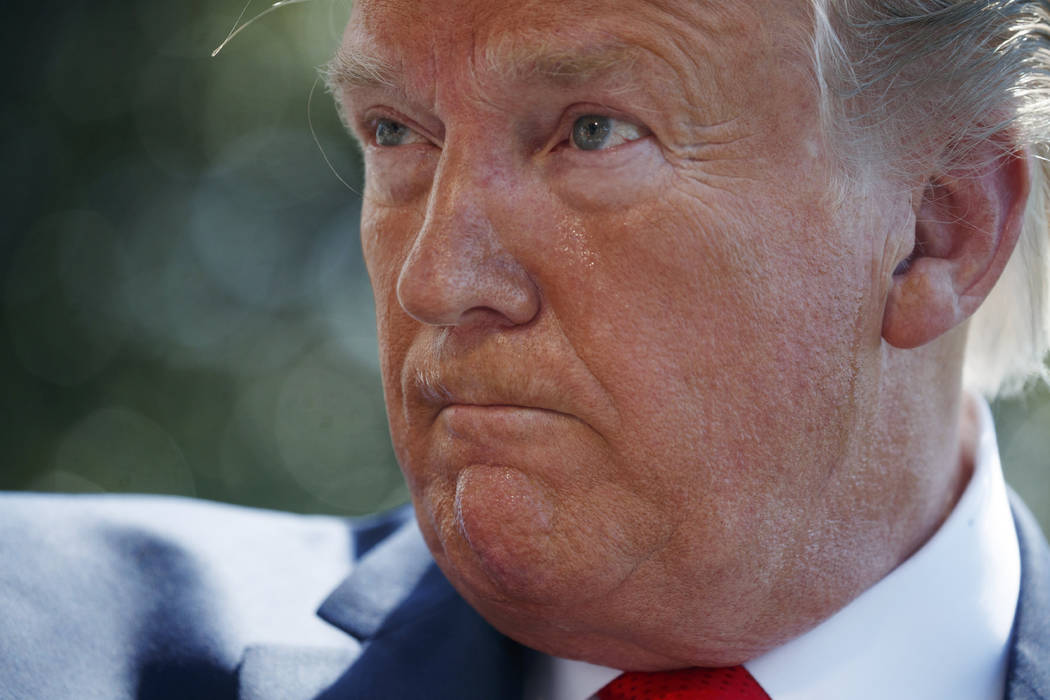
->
[360, 204, 421, 450]
[547, 140, 671, 212]
[360, 196, 427, 334]
[361, 203, 396, 281]
[560, 187, 873, 493]
[363, 148, 438, 205]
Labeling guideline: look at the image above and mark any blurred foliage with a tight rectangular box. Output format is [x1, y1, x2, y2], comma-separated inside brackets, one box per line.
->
[0, 2, 1047, 530]
[993, 384, 1050, 530]
[1, 0, 408, 515]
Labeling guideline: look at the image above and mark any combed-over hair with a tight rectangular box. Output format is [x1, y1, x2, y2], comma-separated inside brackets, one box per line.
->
[811, 0, 1050, 396]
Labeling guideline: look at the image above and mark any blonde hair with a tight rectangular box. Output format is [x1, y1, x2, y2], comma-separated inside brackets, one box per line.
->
[811, 0, 1050, 396]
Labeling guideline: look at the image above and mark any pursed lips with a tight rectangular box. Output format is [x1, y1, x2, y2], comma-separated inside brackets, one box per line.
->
[435, 404, 585, 450]
[398, 330, 623, 437]
[400, 357, 611, 440]
[409, 365, 577, 420]
[439, 402, 576, 419]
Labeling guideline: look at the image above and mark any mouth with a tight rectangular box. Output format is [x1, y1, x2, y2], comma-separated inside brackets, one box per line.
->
[439, 402, 574, 417]
[435, 403, 584, 451]
[399, 331, 621, 438]
[437, 403, 581, 433]
[411, 365, 576, 422]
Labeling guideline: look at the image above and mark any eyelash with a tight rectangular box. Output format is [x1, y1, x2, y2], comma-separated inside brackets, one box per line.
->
[363, 113, 431, 148]
[363, 108, 648, 153]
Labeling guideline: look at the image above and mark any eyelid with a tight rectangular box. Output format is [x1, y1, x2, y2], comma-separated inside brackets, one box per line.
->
[359, 108, 439, 148]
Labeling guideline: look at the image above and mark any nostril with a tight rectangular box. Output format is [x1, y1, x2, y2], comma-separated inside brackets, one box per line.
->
[498, 278, 541, 326]
[396, 254, 541, 328]
[394, 222, 541, 328]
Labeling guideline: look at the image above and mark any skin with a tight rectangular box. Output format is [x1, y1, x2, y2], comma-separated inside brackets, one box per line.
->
[332, 0, 1028, 671]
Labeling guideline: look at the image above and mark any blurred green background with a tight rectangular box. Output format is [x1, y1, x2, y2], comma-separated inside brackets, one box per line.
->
[1, 0, 407, 515]
[1, 1, 1048, 529]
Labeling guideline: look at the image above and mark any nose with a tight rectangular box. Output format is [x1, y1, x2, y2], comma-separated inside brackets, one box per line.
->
[396, 159, 540, 328]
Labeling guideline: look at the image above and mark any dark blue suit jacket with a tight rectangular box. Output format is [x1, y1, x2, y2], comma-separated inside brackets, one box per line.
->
[0, 492, 1046, 699]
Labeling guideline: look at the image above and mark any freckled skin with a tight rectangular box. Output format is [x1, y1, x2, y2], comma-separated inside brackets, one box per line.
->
[338, 0, 985, 670]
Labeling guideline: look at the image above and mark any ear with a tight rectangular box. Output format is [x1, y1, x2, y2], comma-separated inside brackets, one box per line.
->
[882, 144, 1030, 349]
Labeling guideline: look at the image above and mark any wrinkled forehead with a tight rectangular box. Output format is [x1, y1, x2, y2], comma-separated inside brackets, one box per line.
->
[338, 0, 812, 98]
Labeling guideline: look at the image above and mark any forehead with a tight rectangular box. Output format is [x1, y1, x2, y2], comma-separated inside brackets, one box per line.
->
[339, 0, 811, 103]
[349, 0, 750, 44]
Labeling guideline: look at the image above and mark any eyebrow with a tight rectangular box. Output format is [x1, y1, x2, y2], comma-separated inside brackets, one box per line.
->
[484, 37, 641, 87]
[325, 37, 642, 95]
[324, 44, 399, 94]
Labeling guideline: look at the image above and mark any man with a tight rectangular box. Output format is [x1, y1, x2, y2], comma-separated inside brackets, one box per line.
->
[1, 0, 1048, 698]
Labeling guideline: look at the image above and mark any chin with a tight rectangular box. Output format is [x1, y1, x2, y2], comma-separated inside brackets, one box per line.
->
[445, 464, 576, 605]
[417, 464, 632, 609]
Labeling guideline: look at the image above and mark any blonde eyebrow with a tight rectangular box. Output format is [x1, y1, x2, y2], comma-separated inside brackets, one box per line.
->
[484, 38, 641, 87]
[324, 44, 399, 94]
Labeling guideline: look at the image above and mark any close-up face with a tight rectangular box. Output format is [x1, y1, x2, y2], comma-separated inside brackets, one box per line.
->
[335, 0, 917, 669]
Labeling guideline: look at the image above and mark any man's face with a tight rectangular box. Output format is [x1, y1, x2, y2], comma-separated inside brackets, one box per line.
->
[337, 0, 911, 668]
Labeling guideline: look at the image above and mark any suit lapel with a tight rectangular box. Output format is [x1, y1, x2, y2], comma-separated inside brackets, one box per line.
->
[316, 518, 436, 640]
[1006, 492, 1050, 700]
[244, 498, 1050, 699]
[313, 519, 532, 700]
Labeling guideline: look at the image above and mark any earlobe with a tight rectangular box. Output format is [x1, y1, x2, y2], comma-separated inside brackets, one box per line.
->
[881, 145, 1030, 349]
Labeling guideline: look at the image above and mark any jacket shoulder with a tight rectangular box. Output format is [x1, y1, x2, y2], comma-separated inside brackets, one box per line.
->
[1008, 491, 1050, 700]
[0, 492, 362, 699]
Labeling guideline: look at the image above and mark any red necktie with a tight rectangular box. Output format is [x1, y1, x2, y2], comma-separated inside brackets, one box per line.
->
[595, 666, 771, 700]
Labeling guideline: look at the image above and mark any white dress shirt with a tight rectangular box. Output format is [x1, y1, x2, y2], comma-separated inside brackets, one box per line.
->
[534, 397, 1021, 700]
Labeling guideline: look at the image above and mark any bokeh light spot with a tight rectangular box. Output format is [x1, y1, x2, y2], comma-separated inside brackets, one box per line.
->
[51, 407, 196, 495]
[274, 352, 400, 511]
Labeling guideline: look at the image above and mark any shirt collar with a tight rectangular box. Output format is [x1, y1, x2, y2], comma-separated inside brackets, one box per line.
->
[745, 395, 1020, 700]
[543, 395, 1021, 700]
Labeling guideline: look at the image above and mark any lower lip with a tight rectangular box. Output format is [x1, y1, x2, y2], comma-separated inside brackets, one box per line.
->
[439, 404, 576, 440]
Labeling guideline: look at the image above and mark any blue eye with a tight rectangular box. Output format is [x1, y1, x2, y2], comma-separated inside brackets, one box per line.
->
[569, 115, 646, 151]
[376, 119, 410, 146]
[572, 115, 612, 150]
